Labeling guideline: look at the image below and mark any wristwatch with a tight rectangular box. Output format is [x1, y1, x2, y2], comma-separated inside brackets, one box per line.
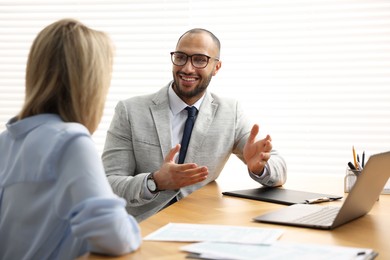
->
[146, 172, 159, 193]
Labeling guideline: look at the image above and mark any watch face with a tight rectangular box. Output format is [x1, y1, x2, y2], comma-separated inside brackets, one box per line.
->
[147, 178, 157, 192]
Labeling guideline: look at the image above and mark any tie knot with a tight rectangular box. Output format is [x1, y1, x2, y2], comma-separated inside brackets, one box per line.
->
[185, 106, 197, 118]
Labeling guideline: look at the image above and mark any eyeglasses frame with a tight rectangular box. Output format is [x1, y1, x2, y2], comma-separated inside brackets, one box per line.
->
[170, 51, 219, 69]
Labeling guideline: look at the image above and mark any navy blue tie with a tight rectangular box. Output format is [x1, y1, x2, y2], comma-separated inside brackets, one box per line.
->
[178, 106, 197, 164]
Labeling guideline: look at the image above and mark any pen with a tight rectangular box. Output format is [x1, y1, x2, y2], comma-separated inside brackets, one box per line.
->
[305, 197, 332, 204]
[348, 162, 357, 171]
[362, 151, 365, 168]
[356, 161, 363, 171]
[348, 162, 361, 176]
[352, 146, 358, 169]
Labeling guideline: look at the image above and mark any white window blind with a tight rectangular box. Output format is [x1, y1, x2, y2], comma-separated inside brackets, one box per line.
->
[1, 0, 390, 177]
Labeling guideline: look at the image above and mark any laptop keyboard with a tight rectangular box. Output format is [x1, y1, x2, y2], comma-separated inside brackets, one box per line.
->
[293, 206, 340, 226]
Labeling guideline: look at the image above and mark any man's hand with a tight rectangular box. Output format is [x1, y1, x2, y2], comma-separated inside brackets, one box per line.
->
[153, 144, 209, 190]
[243, 124, 272, 175]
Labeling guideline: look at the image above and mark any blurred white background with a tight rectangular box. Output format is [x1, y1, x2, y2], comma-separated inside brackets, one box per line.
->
[1, 0, 390, 178]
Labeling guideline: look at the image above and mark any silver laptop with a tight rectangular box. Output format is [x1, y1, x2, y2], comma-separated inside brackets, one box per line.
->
[254, 152, 390, 230]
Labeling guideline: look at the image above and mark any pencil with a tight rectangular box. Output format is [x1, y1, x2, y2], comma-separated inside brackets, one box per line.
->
[352, 146, 358, 169]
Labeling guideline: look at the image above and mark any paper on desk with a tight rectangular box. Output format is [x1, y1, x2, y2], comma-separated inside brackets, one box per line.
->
[181, 241, 377, 260]
[382, 179, 390, 194]
[143, 223, 284, 245]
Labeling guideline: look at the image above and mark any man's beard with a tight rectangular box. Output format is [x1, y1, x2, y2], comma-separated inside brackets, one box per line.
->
[173, 72, 212, 99]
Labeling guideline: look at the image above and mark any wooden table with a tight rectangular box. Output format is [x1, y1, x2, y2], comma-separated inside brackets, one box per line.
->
[80, 172, 390, 259]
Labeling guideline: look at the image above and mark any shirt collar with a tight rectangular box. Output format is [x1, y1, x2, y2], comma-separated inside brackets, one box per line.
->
[168, 82, 205, 116]
[6, 114, 63, 138]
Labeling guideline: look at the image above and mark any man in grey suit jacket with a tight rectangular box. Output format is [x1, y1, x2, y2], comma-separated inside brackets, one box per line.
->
[102, 28, 287, 222]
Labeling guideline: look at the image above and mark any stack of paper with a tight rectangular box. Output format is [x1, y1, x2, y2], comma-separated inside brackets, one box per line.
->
[144, 223, 284, 245]
[181, 241, 377, 260]
[144, 223, 378, 260]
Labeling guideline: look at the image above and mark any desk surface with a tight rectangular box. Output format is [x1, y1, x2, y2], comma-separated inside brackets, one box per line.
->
[81, 173, 390, 260]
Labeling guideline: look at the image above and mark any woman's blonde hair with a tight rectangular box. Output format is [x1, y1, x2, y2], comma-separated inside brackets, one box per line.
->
[19, 18, 114, 133]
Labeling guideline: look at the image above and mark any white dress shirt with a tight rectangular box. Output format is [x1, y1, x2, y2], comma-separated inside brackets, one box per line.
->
[168, 84, 205, 156]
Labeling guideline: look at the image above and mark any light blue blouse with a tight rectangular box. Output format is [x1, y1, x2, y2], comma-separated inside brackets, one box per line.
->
[0, 114, 141, 259]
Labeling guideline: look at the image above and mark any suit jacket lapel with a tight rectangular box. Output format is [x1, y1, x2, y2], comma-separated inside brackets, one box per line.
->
[150, 85, 218, 163]
[186, 92, 218, 161]
[150, 84, 173, 158]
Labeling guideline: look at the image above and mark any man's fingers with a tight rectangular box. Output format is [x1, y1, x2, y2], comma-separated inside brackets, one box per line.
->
[248, 124, 259, 144]
[175, 166, 208, 186]
[264, 138, 272, 151]
[165, 144, 180, 163]
[260, 152, 271, 161]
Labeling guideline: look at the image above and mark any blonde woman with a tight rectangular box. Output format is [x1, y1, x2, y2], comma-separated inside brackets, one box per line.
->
[0, 19, 141, 259]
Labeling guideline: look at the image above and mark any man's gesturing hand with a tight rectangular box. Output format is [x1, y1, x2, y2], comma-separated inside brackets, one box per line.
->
[243, 124, 272, 176]
[153, 144, 209, 190]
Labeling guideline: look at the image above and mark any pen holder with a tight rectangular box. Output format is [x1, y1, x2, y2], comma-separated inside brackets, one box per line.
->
[344, 168, 360, 193]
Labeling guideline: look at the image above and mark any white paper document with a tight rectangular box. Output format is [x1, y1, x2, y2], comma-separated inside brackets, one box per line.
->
[181, 241, 378, 260]
[382, 179, 390, 194]
[143, 223, 284, 245]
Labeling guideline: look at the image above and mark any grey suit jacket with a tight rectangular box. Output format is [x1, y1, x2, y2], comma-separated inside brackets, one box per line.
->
[102, 83, 287, 221]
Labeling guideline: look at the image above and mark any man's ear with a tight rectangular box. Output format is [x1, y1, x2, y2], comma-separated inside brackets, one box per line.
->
[212, 61, 222, 76]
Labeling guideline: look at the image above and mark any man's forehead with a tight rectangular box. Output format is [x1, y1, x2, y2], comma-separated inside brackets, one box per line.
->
[176, 32, 217, 55]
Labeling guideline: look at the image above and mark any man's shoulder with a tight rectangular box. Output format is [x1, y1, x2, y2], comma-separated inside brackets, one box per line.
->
[121, 92, 154, 105]
[208, 91, 239, 106]
[120, 84, 169, 106]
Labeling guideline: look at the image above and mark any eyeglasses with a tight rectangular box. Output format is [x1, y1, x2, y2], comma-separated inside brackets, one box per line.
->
[170, 51, 219, 69]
